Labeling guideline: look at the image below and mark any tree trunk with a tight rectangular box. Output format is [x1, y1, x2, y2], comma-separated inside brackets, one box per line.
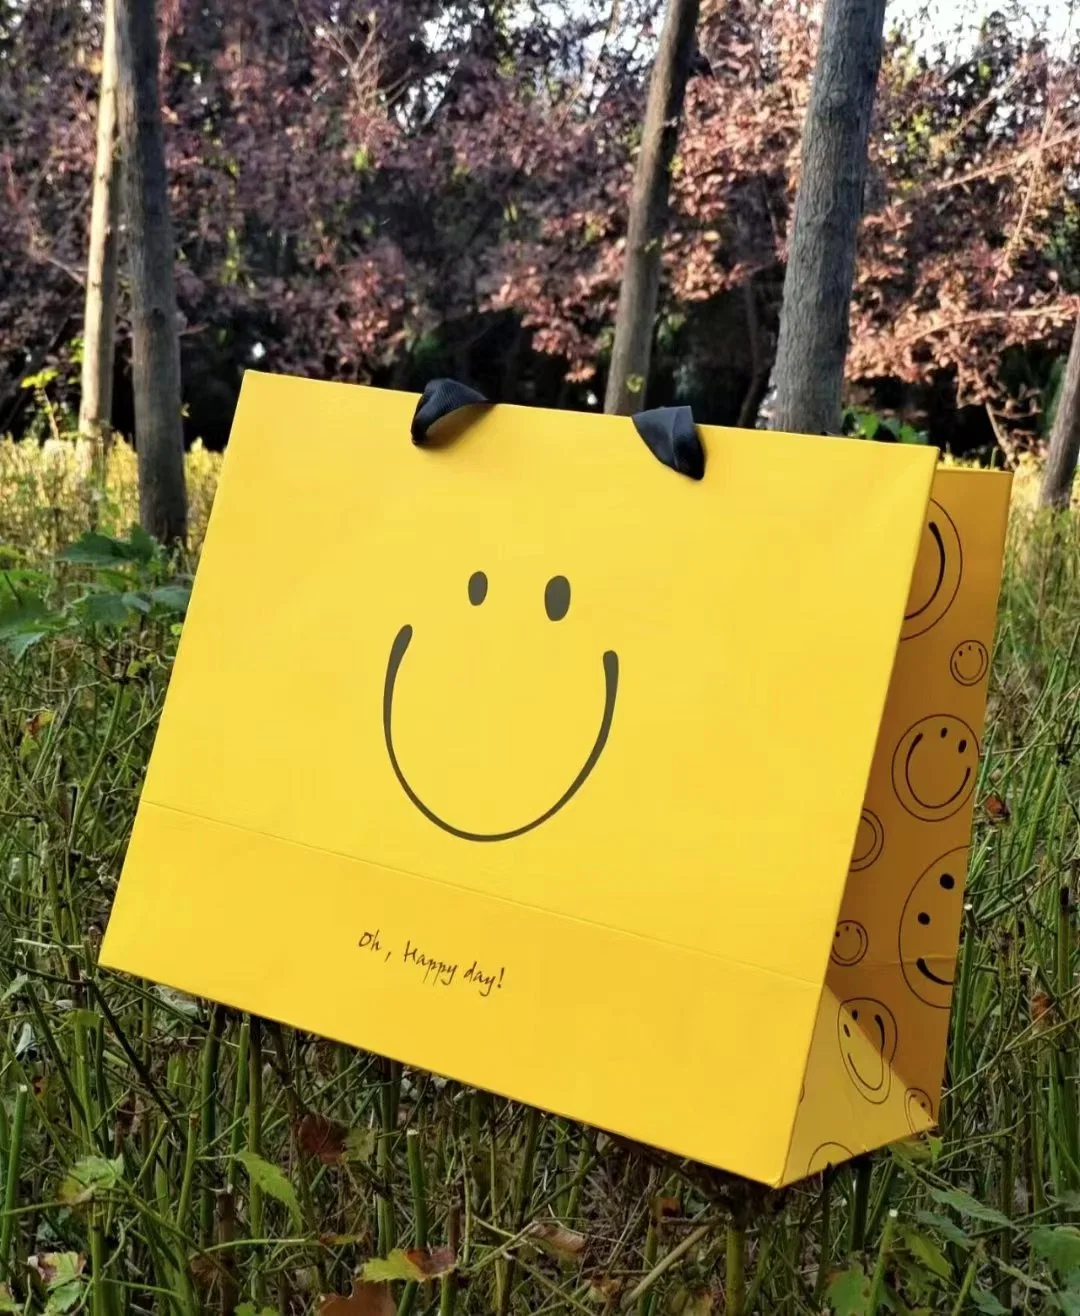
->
[115, 0, 187, 546]
[603, 0, 700, 416]
[78, 0, 121, 468]
[769, 0, 887, 437]
[1039, 317, 1080, 509]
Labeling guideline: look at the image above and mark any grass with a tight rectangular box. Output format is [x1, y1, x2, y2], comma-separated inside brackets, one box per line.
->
[2, 437, 1080, 1314]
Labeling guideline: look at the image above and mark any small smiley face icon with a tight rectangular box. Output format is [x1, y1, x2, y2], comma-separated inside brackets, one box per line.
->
[892, 715, 979, 823]
[850, 809, 885, 872]
[905, 1087, 935, 1133]
[901, 500, 963, 641]
[899, 847, 968, 1007]
[831, 920, 869, 967]
[838, 998, 898, 1104]
[807, 1142, 854, 1175]
[950, 640, 989, 687]
[384, 571, 618, 841]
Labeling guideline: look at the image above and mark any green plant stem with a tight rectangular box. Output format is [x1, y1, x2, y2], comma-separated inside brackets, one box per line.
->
[0, 1085, 28, 1282]
[725, 1214, 746, 1316]
[866, 1210, 897, 1312]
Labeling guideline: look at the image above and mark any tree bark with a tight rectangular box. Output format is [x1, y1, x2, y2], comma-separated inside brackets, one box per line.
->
[1039, 317, 1080, 509]
[770, 0, 887, 436]
[603, 0, 700, 416]
[115, 0, 187, 545]
[78, 0, 121, 462]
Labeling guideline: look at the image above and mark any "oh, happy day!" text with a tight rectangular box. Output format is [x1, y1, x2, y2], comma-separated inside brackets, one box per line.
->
[357, 929, 505, 998]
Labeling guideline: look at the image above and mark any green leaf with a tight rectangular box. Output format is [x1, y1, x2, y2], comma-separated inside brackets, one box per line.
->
[345, 1128, 377, 1162]
[927, 1186, 1013, 1228]
[235, 1151, 301, 1225]
[58, 1155, 124, 1206]
[1033, 1226, 1080, 1281]
[58, 532, 141, 566]
[899, 1227, 952, 1280]
[6, 630, 48, 660]
[914, 1210, 973, 1249]
[234, 1305, 277, 1316]
[148, 584, 191, 614]
[0, 1281, 17, 1313]
[826, 1263, 870, 1316]
[81, 592, 132, 626]
[361, 1249, 425, 1283]
[0, 591, 48, 640]
[122, 592, 152, 614]
[970, 1294, 1009, 1316]
[126, 525, 157, 563]
[29, 1253, 85, 1315]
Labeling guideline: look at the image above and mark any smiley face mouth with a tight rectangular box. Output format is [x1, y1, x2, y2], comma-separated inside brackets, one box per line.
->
[383, 624, 619, 842]
[904, 733, 972, 810]
[844, 1013, 887, 1091]
[916, 957, 953, 987]
[906, 520, 947, 622]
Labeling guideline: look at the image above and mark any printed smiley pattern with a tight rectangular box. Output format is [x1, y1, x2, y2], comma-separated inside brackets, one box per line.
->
[784, 470, 1011, 1182]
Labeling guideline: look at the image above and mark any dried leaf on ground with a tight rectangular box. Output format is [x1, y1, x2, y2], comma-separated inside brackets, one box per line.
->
[527, 1220, 587, 1263]
[295, 1111, 349, 1163]
[317, 1281, 395, 1316]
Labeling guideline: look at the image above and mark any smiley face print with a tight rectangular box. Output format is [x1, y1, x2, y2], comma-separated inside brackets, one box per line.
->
[850, 809, 885, 872]
[901, 500, 963, 641]
[905, 1087, 935, 1133]
[899, 847, 968, 1008]
[807, 1142, 854, 1175]
[384, 571, 618, 842]
[950, 640, 989, 687]
[892, 715, 979, 823]
[838, 998, 898, 1104]
[831, 920, 869, 967]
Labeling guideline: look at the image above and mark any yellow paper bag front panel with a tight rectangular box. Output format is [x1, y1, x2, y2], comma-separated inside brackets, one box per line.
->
[101, 373, 938, 1184]
[782, 466, 1011, 1185]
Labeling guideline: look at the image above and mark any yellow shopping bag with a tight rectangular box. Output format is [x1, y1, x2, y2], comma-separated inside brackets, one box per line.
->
[100, 373, 1011, 1186]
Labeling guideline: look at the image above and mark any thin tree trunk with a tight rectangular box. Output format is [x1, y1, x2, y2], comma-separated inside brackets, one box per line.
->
[79, 0, 121, 484]
[115, 0, 187, 545]
[770, 0, 887, 436]
[603, 0, 700, 416]
[1039, 317, 1080, 509]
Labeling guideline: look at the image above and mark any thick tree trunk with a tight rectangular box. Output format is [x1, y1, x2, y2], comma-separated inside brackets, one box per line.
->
[115, 0, 187, 545]
[770, 0, 887, 436]
[1039, 317, 1080, 509]
[78, 0, 120, 462]
[603, 0, 700, 416]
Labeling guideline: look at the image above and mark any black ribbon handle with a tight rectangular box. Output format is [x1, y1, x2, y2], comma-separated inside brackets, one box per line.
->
[410, 378, 705, 481]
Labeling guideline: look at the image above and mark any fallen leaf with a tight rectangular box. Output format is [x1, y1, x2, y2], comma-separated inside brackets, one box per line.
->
[1031, 990, 1056, 1032]
[28, 1254, 85, 1287]
[360, 1250, 424, 1283]
[526, 1220, 586, 1263]
[983, 793, 1010, 823]
[654, 1195, 681, 1222]
[317, 1281, 395, 1316]
[58, 1154, 124, 1206]
[295, 1112, 349, 1163]
[404, 1246, 456, 1279]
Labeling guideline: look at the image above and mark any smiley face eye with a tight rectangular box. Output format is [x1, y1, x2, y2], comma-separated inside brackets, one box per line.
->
[843, 1024, 851, 1037]
[545, 575, 571, 622]
[468, 571, 488, 606]
[918, 912, 930, 925]
[939, 873, 955, 890]
[958, 739, 968, 753]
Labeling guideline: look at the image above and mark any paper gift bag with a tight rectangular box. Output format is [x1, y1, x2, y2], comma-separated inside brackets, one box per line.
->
[100, 373, 1011, 1187]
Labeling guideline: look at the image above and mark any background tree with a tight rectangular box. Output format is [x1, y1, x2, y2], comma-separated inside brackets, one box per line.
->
[603, 0, 700, 415]
[770, 0, 888, 435]
[115, 0, 186, 544]
[1039, 316, 1080, 508]
[78, 0, 120, 462]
